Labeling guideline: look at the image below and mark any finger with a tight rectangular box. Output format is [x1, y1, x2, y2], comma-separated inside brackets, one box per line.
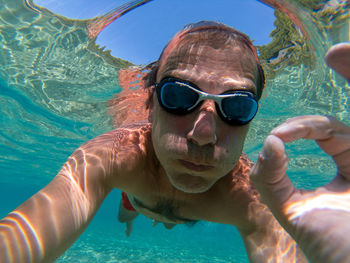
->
[315, 118, 350, 177]
[250, 135, 295, 219]
[270, 115, 333, 142]
[272, 115, 350, 179]
[325, 42, 350, 83]
[271, 115, 350, 155]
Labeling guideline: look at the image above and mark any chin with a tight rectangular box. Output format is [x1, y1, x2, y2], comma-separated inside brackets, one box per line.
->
[168, 173, 215, 194]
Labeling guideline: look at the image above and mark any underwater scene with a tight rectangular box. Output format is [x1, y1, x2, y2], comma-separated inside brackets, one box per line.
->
[0, 0, 349, 262]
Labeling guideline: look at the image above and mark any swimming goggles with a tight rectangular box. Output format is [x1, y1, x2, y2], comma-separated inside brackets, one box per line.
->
[155, 77, 258, 126]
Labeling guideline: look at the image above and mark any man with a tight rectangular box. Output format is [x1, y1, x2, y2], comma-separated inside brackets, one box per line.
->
[0, 21, 306, 262]
[251, 42, 350, 263]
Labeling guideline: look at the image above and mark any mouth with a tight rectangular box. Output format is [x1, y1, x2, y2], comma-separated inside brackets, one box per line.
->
[178, 159, 214, 172]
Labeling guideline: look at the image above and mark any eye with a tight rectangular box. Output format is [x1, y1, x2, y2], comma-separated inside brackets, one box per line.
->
[161, 82, 199, 109]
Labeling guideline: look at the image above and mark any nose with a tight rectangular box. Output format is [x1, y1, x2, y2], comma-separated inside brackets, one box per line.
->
[186, 101, 217, 146]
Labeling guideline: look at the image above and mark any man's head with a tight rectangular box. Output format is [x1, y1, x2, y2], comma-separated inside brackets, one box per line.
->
[145, 21, 265, 194]
[144, 21, 265, 104]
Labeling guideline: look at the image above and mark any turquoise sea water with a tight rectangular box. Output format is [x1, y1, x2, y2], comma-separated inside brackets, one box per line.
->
[0, 0, 349, 262]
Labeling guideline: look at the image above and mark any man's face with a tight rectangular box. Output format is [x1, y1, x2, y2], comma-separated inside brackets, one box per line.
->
[150, 39, 259, 194]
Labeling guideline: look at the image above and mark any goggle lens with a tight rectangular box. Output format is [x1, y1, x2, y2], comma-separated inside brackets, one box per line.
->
[160, 82, 199, 113]
[221, 96, 258, 125]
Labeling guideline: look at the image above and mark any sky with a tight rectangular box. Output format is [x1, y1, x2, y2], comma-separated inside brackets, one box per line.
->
[34, 0, 276, 65]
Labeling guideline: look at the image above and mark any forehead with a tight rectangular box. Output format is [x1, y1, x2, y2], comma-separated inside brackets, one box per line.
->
[157, 35, 258, 93]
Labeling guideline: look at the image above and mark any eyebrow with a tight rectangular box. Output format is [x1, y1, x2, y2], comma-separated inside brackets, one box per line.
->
[133, 197, 199, 225]
[221, 78, 257, 94]
[162, 76, 257, 95]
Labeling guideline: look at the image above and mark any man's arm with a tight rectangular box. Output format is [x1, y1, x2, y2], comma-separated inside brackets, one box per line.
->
[0, 131, 118, 262]
[238, 201, 306, 263]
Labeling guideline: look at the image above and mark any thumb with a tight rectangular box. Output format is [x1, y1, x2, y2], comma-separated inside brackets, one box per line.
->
[250, 135, 295, 213]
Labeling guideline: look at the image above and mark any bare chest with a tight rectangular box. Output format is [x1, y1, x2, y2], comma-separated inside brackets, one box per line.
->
[125, 177, 250, 226]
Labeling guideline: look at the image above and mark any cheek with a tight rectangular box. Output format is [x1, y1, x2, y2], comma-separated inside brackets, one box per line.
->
[225, 131, 246, 145]
[151, 105, 190, 154]
[169, 114, 193, 134]
[220, 125, 249, 155]
[154, 105, 193, 135]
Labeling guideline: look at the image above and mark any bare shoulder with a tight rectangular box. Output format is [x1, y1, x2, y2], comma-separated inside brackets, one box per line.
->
[77, 122, 152, 157]
[80, 122, 154, 190]
[108, 122, 154, 168]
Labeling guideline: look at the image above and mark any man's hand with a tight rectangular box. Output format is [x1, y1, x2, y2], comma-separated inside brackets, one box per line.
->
[250, 115, 350, 263]
[250, 42, 350, 263]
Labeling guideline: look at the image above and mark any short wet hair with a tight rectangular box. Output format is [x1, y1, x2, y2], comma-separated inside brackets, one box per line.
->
[143, 21, 265, 108]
